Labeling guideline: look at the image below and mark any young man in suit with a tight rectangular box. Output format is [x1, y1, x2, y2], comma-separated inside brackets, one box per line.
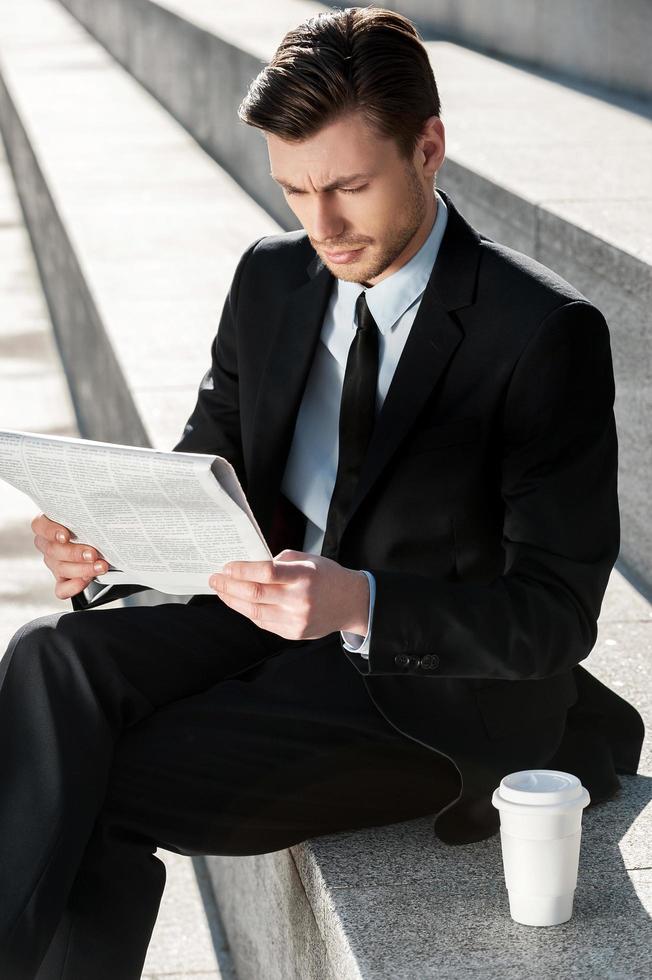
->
[1, 6, 644, 978]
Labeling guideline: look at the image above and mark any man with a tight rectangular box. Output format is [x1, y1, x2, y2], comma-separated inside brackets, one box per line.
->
[0, 6, 644, 979]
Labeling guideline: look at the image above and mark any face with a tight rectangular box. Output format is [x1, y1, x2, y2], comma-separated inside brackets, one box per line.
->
[267, 111, 444, 285]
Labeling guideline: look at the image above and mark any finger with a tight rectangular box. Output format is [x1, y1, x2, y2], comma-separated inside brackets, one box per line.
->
[213, 588, 287, 625]
[216, 580, 310, 625]
[35, 534, 104, 566]
[39, 517, 104, 562]
[221, 560, 278, 583]
[53, 576, 90, 600]
[57, 559, 108, 580]
[32, 514, 72, 545]
[223, 556, 313, 583]
[209, 574, 286, 604]
[41, 550, 107, 580]
[213, 587, 304, 639]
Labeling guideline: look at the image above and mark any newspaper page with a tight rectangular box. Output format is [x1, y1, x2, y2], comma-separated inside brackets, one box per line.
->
[0, 429, 272, 595]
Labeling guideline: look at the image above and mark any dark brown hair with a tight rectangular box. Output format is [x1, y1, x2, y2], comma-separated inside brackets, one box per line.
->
[238, 5, 441, 159]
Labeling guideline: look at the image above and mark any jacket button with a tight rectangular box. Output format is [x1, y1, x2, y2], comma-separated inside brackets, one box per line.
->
[421, 654, 440, 670]
[394, 653, 410, 667]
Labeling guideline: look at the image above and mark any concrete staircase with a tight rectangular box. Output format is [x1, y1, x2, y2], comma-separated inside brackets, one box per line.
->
[0, 0, 649, 976]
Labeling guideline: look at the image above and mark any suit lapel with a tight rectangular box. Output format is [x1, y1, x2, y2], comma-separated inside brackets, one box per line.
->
[247, 255, 334, 537]
[248, 188, 482, 543]
[347, 189, 481, 527]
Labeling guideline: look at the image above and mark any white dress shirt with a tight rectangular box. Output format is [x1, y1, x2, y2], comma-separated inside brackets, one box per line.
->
[281, 190, 449, 657]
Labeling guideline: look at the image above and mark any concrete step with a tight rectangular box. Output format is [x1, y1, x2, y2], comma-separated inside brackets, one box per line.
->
[364, 0, 652, 102]
[0, 107, 230, 980]
[56, 0, 652, 593]
[0, 0, 279, 454]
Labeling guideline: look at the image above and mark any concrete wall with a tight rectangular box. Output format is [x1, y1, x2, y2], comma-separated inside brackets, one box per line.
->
[378, 0, 652, 102]
[58, 0, 301, 230]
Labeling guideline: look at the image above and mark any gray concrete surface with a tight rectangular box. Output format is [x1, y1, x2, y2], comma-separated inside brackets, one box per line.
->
[0, 0, 278, 450]
[208, 569, 652, 979]
[0, 124, 227, 980]
[54, 0, 652, 591]
[357, 0, 652, 102]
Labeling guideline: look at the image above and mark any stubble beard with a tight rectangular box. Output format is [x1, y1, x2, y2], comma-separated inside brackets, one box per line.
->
[318, 163, 428, 284]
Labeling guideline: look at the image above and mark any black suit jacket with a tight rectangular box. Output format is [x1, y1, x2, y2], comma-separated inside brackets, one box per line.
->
[73, 188, 645, 844]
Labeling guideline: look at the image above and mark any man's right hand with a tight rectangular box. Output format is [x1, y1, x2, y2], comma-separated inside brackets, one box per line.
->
[31, 513, 108, 600]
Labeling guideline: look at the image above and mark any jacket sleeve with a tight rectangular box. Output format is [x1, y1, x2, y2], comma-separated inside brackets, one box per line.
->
[170, 236, 265, 481]
[70, 236, 264, 612]
[348, 300, 620, 680]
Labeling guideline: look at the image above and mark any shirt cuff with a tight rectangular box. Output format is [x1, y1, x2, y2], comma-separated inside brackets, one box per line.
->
[340, 570, 376, 658]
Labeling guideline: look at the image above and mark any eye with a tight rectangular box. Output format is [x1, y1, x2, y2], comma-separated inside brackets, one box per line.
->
[282, 185, 367, 197]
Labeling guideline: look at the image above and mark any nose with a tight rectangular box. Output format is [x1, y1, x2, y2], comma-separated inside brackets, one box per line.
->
[310, 195, 345, 244]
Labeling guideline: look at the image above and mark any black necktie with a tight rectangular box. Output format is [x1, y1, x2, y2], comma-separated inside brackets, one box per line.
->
[321, 290, 379, 560]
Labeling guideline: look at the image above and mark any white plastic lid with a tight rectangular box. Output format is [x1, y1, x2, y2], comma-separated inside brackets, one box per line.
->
[497, 769, 584, 806]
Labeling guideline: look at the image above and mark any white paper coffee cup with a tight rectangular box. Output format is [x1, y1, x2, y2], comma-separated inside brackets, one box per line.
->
[491, 769, 590, 926]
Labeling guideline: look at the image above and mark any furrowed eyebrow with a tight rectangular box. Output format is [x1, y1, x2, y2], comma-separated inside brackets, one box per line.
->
[270, 172, 372, 193]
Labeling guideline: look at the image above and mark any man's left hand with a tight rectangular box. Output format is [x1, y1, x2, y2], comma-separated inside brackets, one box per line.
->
[208, 549, 370, 641]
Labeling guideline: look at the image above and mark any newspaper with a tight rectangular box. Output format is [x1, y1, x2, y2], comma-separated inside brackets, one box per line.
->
[0, 429, 272, 595]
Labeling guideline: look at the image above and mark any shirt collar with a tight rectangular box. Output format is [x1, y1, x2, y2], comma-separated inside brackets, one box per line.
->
[337, 189, 448, 335]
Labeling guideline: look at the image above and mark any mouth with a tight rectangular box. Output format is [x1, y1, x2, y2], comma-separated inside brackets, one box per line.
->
[322, 246, 366, 264]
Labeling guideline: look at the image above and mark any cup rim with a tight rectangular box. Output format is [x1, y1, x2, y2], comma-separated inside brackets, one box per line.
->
[493, 769, 589, 807]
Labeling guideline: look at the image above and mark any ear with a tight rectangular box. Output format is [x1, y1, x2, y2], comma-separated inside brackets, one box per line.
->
[415, 115, 445, 179]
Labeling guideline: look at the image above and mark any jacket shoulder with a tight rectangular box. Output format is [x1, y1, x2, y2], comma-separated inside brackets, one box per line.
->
[245, 230, 317, 288]
[478, 235, 591, 312]
[252, 228, 312, 256]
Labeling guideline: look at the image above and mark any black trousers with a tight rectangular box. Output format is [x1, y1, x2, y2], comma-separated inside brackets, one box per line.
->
[0, 595, 460, 980]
